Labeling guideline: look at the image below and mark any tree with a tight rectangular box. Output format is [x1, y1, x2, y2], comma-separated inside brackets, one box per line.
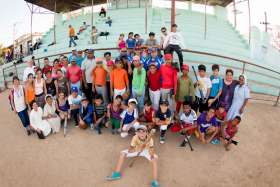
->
[0, 43, 4, 65]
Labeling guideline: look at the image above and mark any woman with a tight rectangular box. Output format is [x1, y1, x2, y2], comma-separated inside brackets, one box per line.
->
[34, 69, 47, 108]
[24, 73, 35, 109]
[56, 92, 70, 121]
[30, 101, 52, 139]
[43, 95, 61, 133]
[10, 76, 32, 135]
[45, 70, 58, 98]
[52, 59, 60, 79]
[227, 75, 250, 120]
[219, 69, 239, 111]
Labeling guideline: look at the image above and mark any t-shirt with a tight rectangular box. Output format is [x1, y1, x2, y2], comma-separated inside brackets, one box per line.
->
[148, 71, 161, 91]
[145, 39, 158, 47]
[81, 58, 96, 83]
[210, 75, 223, 97]
[197, 112, 217, 133]
[76, 56, 85, 67]
[144, 108, 154, 122]
[12, 86, 26, 112]
[155, 109, 171, 121]
[180, 109, 197, 125]
[22, 66, 35, 82]
[94, 103, 107, 119]
[225, 121, 238, 139]
[215, 110, 227, 123]
[68, 95, 82, 105]
[66, 65, 82, 84]
[126, 38, 136, 49]
[130, 135, 154, 152]
[57, 77, 69, 96]
[194, 76, 212, 98]
[92, 66, 107, 86]
[110, 68, 129, 90]
[42, 65, 53, 75]
[144, 56, 163, 70]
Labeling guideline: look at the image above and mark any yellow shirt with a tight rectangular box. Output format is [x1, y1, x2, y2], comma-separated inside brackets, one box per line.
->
[130, 135, 154, 152]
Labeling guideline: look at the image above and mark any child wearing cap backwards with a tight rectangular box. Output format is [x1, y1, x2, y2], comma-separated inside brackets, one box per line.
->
[197, 108, 219, 144]
[78, 97, 94, 129]
[220, 116, 241, 151]
[148, 63, 161, 111]
[208, 64, 223, 108]
[132, 55, 146, 112]
[93, 94, 107, 134]
[175, 64, 195, 113]
[107, 125, 160, 187]
[192, 64, 212, 113]
[107, 95, 123, 134]
[155, 100, 172, 144]
[110, 57, 130, 99]
[120, 98, 139, 138]
[139, 100, 156, 130]
[159, 53, 177, 111]
[68, 87, 82, 127]
[92, 58, 108, 105]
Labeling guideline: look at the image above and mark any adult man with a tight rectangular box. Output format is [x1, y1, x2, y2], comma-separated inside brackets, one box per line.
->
[66, 56, 82, 95]
[68, 49, 77, 63]
[42, 57, 53, 76]
[145, 32, 160, 49]
[68, 25, 77, 47]
[81, 49, 96, 102]
[163, 24, 185, 71]
[22, 60, 35, 82]
[76, 49, 85, 67]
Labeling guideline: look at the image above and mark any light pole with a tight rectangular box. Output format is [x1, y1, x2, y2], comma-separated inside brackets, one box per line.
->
[13, 22, 21, 60]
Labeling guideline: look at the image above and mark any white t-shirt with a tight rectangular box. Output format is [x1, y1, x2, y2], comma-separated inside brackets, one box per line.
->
[13, 86, 26, 112]
[81, 58, 95, 83]
[180, 109, 197, 125]
[23, 66, 35, 82]
[68, 95, 82, 105]
[194, 76, 212, 98]
[163, 32, 185, 49]
[120, 109, 138, 120]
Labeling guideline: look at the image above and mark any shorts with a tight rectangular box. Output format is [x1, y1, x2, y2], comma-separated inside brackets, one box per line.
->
[121, 149, 157, 161]
[110, 118, 121, 129]
[122, 121, 140, 131]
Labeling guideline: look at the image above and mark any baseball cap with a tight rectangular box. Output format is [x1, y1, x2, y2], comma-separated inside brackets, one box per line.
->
[71, 56, 76, 62]
[128, 98, 138, 105]
[182, 64, 189, 71]
[72, 48, 77, 51]
[87, 49, 94, 53]
[149, 62, 157, 67]
[164, 54, 172, 60]
[115, 57, 121, 63]
[136, 125, 147, 131]
[107, 60, 114, 66]
[159, 100, 169, 106]
[71, 87, 78, 93]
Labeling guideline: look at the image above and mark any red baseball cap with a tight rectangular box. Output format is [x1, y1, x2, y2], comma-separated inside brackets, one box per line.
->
[164, 53, 172, 60]
[182, 64, 189, 71]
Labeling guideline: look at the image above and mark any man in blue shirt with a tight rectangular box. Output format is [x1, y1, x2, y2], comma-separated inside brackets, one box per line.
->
[76, 49, 86, 67]
[208, 64, 223, 108]
[68, 49, 77, 63]
[144, 48, 163, 70]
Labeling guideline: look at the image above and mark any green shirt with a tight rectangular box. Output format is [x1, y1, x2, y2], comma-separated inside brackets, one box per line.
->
[176, 76, 195, 102]
[132, 67, 146, 94]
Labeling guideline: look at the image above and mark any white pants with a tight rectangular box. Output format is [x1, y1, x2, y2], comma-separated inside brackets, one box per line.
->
[122, 149, 158, 161]
[114, 88, 126, 99]
[160, 88, 175, 112]
[122, 121, 140, 132]
[149, 89, 160, 110]
[47, 117, 61, 133]
[96, 85, 108, 104]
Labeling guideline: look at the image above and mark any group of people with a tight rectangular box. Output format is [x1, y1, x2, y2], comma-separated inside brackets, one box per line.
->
[9, 24, 250, 187]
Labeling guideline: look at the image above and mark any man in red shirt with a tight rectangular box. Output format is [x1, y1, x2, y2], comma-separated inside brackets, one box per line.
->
[42, 57, 53, 76]
[66, 56, 82, 95]
[160, 54, 178, 111]
[148, 63, 161, 110]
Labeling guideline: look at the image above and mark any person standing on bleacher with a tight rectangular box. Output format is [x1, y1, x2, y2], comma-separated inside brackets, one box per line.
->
[68, 25, 77, 47]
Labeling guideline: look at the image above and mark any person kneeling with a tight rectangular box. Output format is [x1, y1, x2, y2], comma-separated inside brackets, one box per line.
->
[220, 116, 241, 151]
[79, 97, 93, 129]
[107, 125, 160, 187]
[138, 100, 155, 130]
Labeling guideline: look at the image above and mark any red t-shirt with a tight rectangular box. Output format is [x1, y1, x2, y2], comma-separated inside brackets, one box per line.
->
[42, 65, 53, 75]
[215, 110, 227, 121]
[160, 63, 177, 94]
[144, 108, 154, 122]
[225, 121, 238, 138]
[148, 71, 161, 91]
[66, 65, 82, 84]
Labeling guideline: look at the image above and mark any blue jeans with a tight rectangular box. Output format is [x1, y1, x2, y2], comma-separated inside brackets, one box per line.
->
[17, 108, 30, 128]
[69, 36, 77, 47]
[70, 81, 82, 96]
[132, 88, 145, 112]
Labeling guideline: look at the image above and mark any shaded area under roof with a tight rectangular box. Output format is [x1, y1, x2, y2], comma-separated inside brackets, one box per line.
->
[25, 0, 233, 13]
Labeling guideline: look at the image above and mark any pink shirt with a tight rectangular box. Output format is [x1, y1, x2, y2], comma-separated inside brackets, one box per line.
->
[160, 63, 177, 95]
[118, 40, 126, 49]
[66, 65, 82, 84]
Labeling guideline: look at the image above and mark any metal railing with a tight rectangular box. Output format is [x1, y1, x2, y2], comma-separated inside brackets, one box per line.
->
[1, 47, 280, 106]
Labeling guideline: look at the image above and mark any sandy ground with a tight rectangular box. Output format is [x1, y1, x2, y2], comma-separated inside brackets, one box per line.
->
[0, 91, 280, 187]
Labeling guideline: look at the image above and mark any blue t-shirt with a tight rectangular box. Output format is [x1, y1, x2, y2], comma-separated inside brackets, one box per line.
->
[197, 112, 217, 133]
[126, 38, 136, 49]
[144, 56, 163, 70]
[76, 56, 85, 67]
[209, 75, 223, 97]
[156, 109, 171, 121]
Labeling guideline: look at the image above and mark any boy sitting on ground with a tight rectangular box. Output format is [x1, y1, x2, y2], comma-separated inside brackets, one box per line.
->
[79, 97, 93, 129]
[197, 108, 219, 144]
[215, 104, 227, 126]
[220, 116, 241, 151]
[120, 98, 139, 138]
[107, 95, 123, 134]
[139, 100, 155, 130]
[107, 125, 160, 187]
[155, 100, 172, 144]
[93, 94, 107, 134]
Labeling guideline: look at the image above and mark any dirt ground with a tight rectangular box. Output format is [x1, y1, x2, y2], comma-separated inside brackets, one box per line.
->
[0, 91, 280, 187]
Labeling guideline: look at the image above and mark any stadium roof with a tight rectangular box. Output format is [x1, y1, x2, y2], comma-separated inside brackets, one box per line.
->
[25, 0, 233, 13]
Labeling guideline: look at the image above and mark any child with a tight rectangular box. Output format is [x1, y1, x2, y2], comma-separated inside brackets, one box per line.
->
[208, 64, 223, 108]
[110, 57, 129, 99]
[192, 64, 212, 113]
[107, 125, 160, 187]
[68, 87, 82, 127]
[79, 97, 94, 129]
[171, 101, 198, 147]
[220, 116, 241, 151]
[92, 58, 108, 105]
[215, 104, 227, 126]
[139, 100, 155, 130]
[120, 98, 139, 138]
[175, 64, 195, 113]
[197, 108, 218, 144]
[155, 100, 172, 144]
[107, 95, 123, 134]
[147, 63, 161, 110]
[126, 32, 136, 55]
[93, 94, 107, 134]
[117, 33, 126, 50]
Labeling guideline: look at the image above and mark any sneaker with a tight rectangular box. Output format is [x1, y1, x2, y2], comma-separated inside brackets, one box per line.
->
[211, 139, 220, 145]
[120, 132, 128, 138]
[106, 172, 121, 181]
[90, 124, 94, 130]
[27, 129, 31, 136]
[151, 180, 160, 187]
[159, 137, 165, 144]
[179, 140, 187, 148]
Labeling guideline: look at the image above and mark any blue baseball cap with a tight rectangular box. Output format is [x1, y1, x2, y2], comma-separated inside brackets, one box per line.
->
[71, 87, 78, 93]
[88, 49, 94, 53]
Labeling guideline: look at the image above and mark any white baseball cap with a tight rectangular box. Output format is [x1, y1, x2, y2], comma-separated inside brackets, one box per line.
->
[128, 98, 138, 105]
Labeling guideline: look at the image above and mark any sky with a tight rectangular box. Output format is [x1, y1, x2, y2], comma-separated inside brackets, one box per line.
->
[0, 0, 280, 47]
